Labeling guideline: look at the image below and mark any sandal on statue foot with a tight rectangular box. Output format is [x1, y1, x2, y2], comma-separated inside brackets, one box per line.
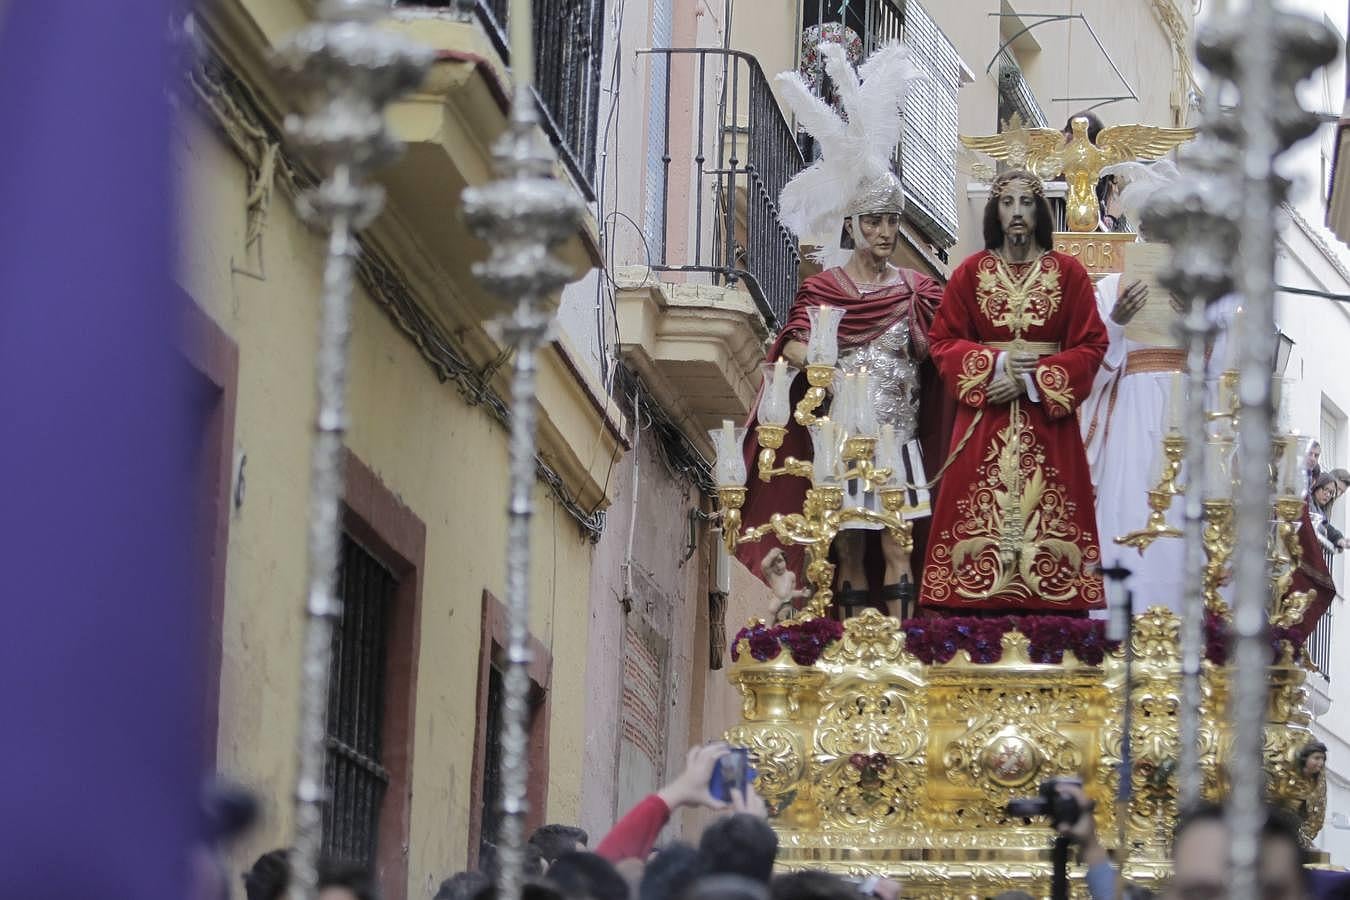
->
[881, 576, 915, 620]
[835, 582, 870, 612]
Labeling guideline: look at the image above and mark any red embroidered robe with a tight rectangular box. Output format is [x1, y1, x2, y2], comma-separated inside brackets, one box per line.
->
[735, 267, 951, 604]
[919, 250, 1108, 612]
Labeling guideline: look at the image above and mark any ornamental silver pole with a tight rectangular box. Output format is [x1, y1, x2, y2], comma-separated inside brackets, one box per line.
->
[274, 4, 431, 899]
[1195, 9, 1335, 899]
[462, 2, 586, 897]
[1227, 2, 1279, 893]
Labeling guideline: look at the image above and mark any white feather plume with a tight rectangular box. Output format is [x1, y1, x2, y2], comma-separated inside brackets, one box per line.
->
[1099, 159, 1182, 227]
[776, 39, 931, 253]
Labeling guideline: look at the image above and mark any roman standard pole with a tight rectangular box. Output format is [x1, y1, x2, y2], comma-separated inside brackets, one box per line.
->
[274, 3, 431, 898]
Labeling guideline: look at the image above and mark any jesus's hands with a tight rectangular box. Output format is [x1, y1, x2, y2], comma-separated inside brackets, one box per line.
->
[986, 374, 1024, 405]
[1004, 352, 1038, 378]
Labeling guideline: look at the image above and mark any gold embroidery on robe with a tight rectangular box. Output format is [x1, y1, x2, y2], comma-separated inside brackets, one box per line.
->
[924, 410, 1102, 605]
[975, 255, 1063, 333]
[958, 348, 995, 405]
[1034, 363, 1073, 417]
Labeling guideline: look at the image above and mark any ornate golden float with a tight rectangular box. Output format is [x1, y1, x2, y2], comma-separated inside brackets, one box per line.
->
[725, 608, 1323, 898]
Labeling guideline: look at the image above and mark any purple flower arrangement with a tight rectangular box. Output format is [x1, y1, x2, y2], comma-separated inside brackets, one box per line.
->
[731, 617, 846, 666]
[731, 611, 1304, 669]
[1202, 609, 1305, 665]
[901, 616, 1118, 665]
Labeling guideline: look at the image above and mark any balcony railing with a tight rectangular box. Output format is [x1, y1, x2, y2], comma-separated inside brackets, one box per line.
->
[396, 0, 604, 199]
[1307, 597, 1335, 682]
[643, 48, 805, 329]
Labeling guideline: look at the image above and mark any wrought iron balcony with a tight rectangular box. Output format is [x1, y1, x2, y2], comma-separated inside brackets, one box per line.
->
[394, 0, 604, 199]
[642, 48, 805, 329]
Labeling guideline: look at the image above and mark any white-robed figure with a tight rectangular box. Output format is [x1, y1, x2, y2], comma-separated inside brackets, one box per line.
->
[1079, 268, 1185, 610]
[1078, 161, 1234, 613]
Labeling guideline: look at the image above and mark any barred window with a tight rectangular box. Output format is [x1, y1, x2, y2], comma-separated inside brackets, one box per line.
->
[322, 533, 396, 868]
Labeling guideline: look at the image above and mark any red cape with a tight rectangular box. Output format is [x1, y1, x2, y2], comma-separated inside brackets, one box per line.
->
[1287, 505, 1337, 644]
[735, 267, 954, 609]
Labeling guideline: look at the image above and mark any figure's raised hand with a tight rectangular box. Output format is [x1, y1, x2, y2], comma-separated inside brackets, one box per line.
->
[1110, 278, 1149, 325]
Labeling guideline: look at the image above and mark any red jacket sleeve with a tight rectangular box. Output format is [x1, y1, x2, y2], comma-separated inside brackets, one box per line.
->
[1032, 258, 1109, 419]
[929, 260, 1000, 409]
[594, 794, 671, 862]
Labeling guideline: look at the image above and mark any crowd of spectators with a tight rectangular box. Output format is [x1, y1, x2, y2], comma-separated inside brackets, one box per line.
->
[195, 742, 1339, 900]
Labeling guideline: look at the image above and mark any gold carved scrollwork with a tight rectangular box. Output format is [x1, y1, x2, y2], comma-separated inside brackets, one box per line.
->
[814, 679, 927, 831]
[724, 724, 807, 819]
[820, 609, 910, 668]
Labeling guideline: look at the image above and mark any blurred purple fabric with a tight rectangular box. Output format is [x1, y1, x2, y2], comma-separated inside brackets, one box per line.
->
[0, 2, 200, 896]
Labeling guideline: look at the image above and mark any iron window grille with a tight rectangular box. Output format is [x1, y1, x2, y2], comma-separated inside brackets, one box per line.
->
[322, 533, 396, 868]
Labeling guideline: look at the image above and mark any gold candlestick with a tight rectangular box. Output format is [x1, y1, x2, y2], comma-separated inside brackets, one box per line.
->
[1117, 432, 1187, 552]
[1269, 494, 1309, 627]
[718, 486, 747, 553]
[1201, 498, 1235, 617]
[793, 364, 836, 426]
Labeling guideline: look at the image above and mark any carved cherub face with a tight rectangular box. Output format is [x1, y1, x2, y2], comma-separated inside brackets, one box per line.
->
[761, 548, 788, 577]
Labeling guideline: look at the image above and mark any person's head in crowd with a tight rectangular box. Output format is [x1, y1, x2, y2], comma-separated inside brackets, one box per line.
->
[1299, 740, 1328, 779]
[472, 879, 566, 900]
[315, 861, 377, 900]
[684, 874, 771, 900]
[531, 824, 590, 864]
[241, 850, 375, 900]
[546, 851, 630, 900]
[243, 849, 290, 900]
[479, 842, 546, 881]
[1307, 441, 1322, 474]
[640, 843, 704, 900]
[1169, 803, 1308, 900]
[770, 870, 862, 900]
[436, 871, 491, 900]
[699, 814, 780, 885]
[1311, 473, 1339, 510]
[1332, 468, 1350, 497]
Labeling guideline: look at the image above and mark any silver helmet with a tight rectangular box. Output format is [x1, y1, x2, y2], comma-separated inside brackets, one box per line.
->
[847, 171, 905, 218]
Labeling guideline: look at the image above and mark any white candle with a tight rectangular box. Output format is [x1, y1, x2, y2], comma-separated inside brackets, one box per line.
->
[1221, 305, 1244, 374]
[1204, 437, 1235, 500]
[854, 371, 879, 438]
[806, 305, 843, 366]
[810, 420, 842, 485]
[1166, 373, 1185, 432]
[835, 373, 858, 436]
[758, 361, 794, 427]
[1278, 432, 1308, 497]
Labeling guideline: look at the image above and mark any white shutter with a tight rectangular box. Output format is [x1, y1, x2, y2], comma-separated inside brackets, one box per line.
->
[644, 0, 673, 260]
[899, 0, 962, 248]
